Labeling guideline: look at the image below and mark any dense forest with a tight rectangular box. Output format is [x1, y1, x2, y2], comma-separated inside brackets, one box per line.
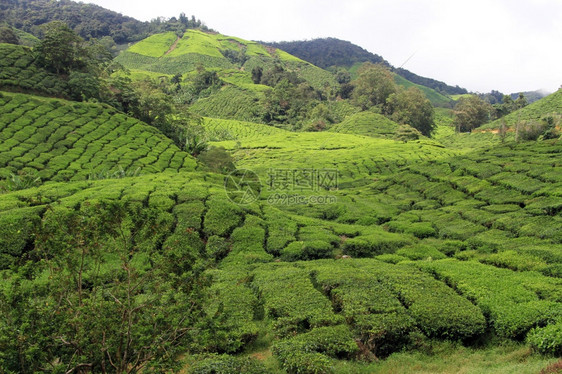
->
[0, 0, 207, 43]
[267, 38, 468, 96]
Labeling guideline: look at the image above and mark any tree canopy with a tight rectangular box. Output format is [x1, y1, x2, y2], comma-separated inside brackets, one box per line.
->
[453, 95, 492, 132]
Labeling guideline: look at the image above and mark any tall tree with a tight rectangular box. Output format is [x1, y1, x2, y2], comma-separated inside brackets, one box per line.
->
[386, 87, 435, 137]
[35, 21, 86, 75]
[0, 27, 19, 44]
[453, 95, 492, 132]
[352, 63, 396, 111]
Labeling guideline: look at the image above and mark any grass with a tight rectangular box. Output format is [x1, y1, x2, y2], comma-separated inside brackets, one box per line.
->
[332, 342, 558, 374]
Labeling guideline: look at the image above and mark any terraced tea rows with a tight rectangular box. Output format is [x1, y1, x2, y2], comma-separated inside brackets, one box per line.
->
[213, 131, 455, 186]
[0, 92, 196, 181]
[0, 44, 69, 97]
[202, 117, 288, 141]
[1, 135, 561, 371]
[328, 111, 402, 139]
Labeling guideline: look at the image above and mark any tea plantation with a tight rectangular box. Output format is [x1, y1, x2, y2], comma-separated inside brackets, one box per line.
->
[1, 81, 561, 372]
[1, 19, 562, 372]
[0, 92, 196, 182]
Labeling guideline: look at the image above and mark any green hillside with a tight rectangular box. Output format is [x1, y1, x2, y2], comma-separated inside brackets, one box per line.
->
[0, 91, 196, 182]
[394, 73, 453, 107]
[1, 126, 560, 371]
[482, 89, 562, 129]
[116, 30, 338, 92]
[0, 43, 69, 97]
[328, 111, 403, 139]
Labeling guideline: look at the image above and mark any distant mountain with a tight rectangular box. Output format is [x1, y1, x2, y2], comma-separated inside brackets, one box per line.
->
[266, 38, 468, 96]
[266, 38, 389, 70]
[510, 90, 548, 104]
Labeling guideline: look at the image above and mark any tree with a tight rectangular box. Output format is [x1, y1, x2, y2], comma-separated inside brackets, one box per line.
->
[0, 27, 19, 44]
[352, 63, 396, 111]
[0, 201, 207, 373]
[453, 95, 492, 132]
[386, 87, 435, 137]
[251, 66, 263, 84]
[514, 92, 528, 109]
[35, 21, 86, 75]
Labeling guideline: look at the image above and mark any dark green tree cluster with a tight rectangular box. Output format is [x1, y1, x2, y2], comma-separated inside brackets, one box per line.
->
[0, 200, 210, 373]
[0, 26, 19, 44]
[0, 0, 209, 44]
[351, 63, 435, 136]
[492, 93, 528, 119]
[453, 95, 492, 132]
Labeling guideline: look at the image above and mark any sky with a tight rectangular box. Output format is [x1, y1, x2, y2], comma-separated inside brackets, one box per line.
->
[86, 0, 562, 94]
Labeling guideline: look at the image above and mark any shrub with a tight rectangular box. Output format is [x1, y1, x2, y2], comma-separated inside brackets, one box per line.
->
[280, 240, 333, 261]
[253, 264, 342, 338]
[527, 321, 562, 356]
[203, 197, 242, 237]
[396, 244, 447, 261]
[201, 270, 260, 353]
[311, 263, 415, 357]
[188, 354, 266, 374]
[272, 341, 334, 374]
[342, 232, 412, 257]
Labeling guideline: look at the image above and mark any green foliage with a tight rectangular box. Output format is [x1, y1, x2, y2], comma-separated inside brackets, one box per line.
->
[0, 0, 207, 44]
[328, 111, 402, 139]
[0, 200, 207, 373]
[198, 146, 235, 173]
[203, 197, 242, 237]
[527, 321, 562, 356]
[484, 90, 562, 130]
[387, 86, 435, 136]
[253, 264, 342, 338]
[0, 27, 19, 44]
[352, 63, 396, 111]
[0, 43, 70, 97]
[418, 259, 562, 339]
[187, 354, 266, 374]
[0, 171, 41, 191]
[341, 231, 412, 257]
[272, 325, 358, 374]
[453, 95, 492, 132]
[0, 92, 196, 182]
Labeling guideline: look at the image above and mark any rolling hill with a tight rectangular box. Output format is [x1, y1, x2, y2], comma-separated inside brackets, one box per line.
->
[116, 30, 337, 91]
[268, 38, 468, 96]
[482, 89, 562, 129]
[0, 91, 196, 182]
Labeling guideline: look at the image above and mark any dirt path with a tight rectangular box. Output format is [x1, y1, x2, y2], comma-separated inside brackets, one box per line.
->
[164, 35, 181, 56]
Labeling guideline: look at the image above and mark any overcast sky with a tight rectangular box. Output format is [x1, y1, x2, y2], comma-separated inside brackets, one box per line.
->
[86, 0, 562, 94]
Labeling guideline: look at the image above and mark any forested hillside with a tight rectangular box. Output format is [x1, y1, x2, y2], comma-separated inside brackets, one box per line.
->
[0, 0, 207, 43]
[268, 38, 468, 96]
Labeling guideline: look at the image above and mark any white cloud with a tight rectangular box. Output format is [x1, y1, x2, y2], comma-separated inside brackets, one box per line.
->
[86, 0, 562, 93]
